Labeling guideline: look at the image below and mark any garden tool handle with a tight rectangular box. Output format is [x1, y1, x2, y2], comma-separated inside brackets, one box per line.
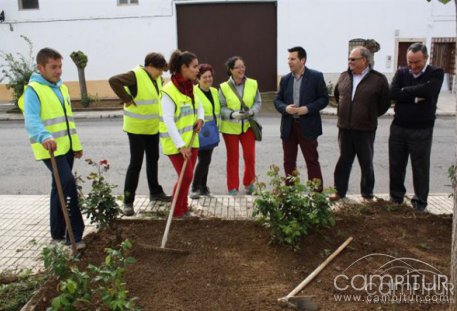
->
[286, 237, 353, 298]
[160, 131, 197, 249]
[49, 150, 78, 255]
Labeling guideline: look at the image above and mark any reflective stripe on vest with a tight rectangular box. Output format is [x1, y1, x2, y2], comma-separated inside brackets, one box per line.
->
[194, 86, 221, 127]
[220, 78, 258, 135]
[26, 82, 82, 160]
[159, 82, 199, 155]
[123, 66, 162, 135]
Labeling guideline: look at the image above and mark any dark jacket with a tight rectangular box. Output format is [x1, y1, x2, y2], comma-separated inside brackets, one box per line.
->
[334, 68, 390, 131]
[274, 67, 328, 140]
[390, 65, 444, 129]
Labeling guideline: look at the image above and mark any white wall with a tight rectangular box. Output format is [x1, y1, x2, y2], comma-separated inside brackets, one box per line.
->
[277, 0, 456, 77]
[1, 0, 456, 85]
[1, 0, 177, 82]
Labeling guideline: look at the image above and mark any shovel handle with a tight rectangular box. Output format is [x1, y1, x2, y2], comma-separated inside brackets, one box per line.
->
[286, 237, 353, 298]
[160, 131, 197, 249]
[49, 151, 78, 255]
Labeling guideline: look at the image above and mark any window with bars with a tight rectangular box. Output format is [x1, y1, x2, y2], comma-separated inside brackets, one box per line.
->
[118, 0, 138, 5]
[19, 0, 39, 10]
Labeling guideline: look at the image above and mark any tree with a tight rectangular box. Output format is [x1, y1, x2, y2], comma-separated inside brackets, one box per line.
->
[70, 51, 89, 107]
[0, 35, 35, 106]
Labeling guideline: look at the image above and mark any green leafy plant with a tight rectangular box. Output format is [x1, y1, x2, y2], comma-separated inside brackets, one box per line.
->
[44, 240, 139, 311]
[88, 240, 139, 310]
[0, 35, 36, 106]
[77, 159, 121, 229]
[42, 243, 76, 280]
[253, 165, 335, 249]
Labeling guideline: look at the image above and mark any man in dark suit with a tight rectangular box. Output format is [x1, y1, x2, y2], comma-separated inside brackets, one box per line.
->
[274, 46, 329, 191]
[389, 42, 444, 212]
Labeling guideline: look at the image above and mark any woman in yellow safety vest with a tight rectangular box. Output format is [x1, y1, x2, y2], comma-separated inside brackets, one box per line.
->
[219, 56, 262, 195]
[190, 64, 221, 199]
[159, 50, 204, 218]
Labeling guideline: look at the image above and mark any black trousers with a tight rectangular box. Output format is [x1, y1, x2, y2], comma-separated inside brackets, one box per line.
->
[43, 151, 85, 243]
[389, 123, 433, 208]
[334, 129, 376, 198]
[124, 133, 163, 204]
[192, 148, 214, 191]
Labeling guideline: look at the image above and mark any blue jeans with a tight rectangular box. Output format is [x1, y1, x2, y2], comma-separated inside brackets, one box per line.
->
[43, 151, 85, 243]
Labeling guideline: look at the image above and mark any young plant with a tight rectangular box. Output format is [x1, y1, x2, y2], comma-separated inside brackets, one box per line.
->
[44, 240, 139, 311]
[78, 159, 121, 229]
[42, 243, 77, 280]
[0, 35, 36, 106]
[88, 240, 139, 311]
[253, 165, 335, 249]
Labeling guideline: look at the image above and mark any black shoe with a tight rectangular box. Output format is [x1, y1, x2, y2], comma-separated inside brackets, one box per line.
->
[123, 203, 135, 216]
[412, 202, 427, 213]
[389, 197, 403, 205]
[189, 190, 200, 199]
[200, 186, 211, 196]
[150, 192, 171, 202]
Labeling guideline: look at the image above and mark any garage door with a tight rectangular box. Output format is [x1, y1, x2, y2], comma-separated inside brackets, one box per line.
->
[177, 2, 277, 91]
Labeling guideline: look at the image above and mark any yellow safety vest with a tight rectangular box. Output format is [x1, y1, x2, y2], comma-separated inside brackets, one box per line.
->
[194, 86, 221, 127]
[123, 66, 162, 135]
[25, 82, 82, 160]
[159, 82, 199, 155]
[219, 78, 258, 135]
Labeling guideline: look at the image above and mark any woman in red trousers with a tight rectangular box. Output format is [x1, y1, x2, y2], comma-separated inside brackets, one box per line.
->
[159, 50, 204, 217]
[219, 56, 262, 195]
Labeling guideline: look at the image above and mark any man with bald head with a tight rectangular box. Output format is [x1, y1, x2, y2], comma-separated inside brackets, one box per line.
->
[389, 43, 444, 212]
[330, 46, 390, 201]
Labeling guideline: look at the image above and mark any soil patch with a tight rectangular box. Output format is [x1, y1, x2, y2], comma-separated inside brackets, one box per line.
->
[29, 202, 452, 310]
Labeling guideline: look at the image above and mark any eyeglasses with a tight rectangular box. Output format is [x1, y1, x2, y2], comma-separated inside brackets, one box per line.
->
[233, 66, 246, 70]
[348, 57, 363, 62]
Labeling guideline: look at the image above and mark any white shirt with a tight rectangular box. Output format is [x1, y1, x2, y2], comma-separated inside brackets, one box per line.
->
[352, 67, 370, 100]
[161, 93, 205, 149]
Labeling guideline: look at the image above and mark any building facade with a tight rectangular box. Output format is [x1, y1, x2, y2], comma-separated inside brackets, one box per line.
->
[0, 0, 455, 101]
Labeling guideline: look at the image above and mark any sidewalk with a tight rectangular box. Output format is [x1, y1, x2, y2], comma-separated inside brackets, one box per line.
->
[0, 193, 453, 273]
[0, 91, 455, 120]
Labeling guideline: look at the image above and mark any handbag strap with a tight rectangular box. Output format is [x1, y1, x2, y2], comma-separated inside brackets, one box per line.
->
[227, 80, 250, 112]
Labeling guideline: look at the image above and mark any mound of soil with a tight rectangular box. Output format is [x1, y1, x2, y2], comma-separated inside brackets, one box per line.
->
[29, 202, 452, 310]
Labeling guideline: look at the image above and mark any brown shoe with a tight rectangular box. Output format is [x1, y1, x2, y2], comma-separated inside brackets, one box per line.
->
[329, 193, 344, 201]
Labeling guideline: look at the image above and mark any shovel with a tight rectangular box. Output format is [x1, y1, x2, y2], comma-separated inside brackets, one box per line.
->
[49, 150, 78, 255]
[140, 132, 197, 255]
[278, 237, 353, 310]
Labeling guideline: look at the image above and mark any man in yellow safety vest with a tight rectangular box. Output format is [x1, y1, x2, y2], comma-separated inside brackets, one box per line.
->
[21, 48, 86, 249]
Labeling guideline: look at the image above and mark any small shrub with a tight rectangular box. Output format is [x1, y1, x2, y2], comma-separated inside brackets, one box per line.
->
[42, 243, 76, 280]
[77, 159, 121, 229]
[253, 165, 335, 249]
[44, 240, 139, 311]
[0, 35, 36, 106]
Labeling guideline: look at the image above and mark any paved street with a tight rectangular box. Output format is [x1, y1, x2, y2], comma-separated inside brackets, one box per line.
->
[0, 115, 454, 196]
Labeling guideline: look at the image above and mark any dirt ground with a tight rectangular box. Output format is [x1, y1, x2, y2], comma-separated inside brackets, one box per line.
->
[30, 202, 452, 311]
